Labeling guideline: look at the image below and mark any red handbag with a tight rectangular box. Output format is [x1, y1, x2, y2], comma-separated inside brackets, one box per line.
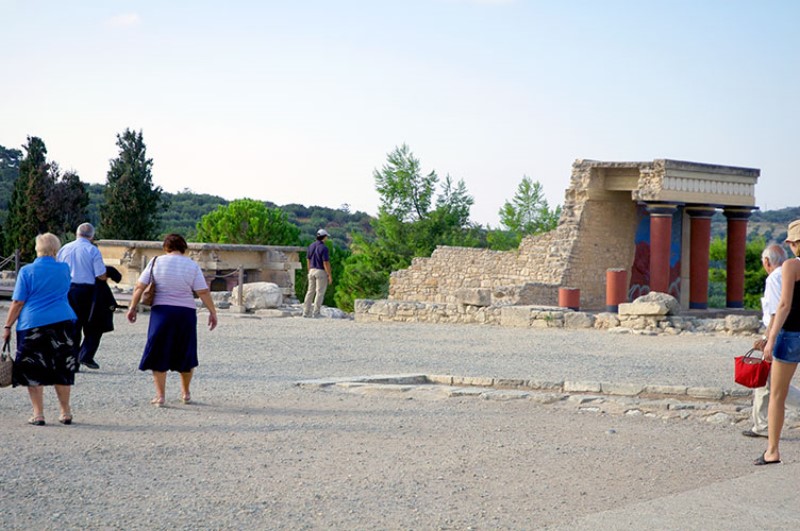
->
[734, 348, 771, 388]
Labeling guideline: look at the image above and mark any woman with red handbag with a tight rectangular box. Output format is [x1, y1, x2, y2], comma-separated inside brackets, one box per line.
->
[757, 219, 800, 465]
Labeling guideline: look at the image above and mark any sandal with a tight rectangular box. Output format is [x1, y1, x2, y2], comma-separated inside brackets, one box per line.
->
[28, 416, 45, 426]
[59, 414, 73, 425]
[180, 394, 191, 404]
[150, 396, 165, 407]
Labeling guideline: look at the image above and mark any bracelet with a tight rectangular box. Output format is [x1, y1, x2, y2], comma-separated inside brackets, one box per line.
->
[3, 325, 10, 329]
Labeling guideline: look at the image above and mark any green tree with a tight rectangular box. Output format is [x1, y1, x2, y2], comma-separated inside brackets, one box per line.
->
[335, 145, 478, 311]
[55, 169, 90, 238]
[195, 198, 300, 245]
[4, 137, 55, 261]
[708, 235, 768, 310]
[0, 145, 22, 227]
[100, 129, 165, 240]
[489, 175, 561, 249]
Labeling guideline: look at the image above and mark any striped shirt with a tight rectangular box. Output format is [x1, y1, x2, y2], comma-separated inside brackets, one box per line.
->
[138, 254, 208, 309]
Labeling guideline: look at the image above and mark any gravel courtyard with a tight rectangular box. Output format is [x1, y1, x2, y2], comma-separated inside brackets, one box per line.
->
[1, 311, 798, 530]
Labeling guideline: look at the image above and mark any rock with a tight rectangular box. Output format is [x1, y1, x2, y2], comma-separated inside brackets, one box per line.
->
[564, 312, 595, 329]
[320, 307, 350, 319]
[634, 292, 680, 315]
[725, 314, 761, 334]
[705, 412, 732, 424]
[594, 312, 620, 329]
[230, 282, 283, 310]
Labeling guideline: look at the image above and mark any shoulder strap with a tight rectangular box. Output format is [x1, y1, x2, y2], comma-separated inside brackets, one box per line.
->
[149, 256, 158, 284]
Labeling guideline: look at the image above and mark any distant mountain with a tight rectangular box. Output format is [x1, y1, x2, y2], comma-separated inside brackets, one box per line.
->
[711, 206, 800, 243]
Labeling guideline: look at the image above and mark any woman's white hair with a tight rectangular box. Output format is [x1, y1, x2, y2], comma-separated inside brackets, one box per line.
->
[35, 233, 61, 257]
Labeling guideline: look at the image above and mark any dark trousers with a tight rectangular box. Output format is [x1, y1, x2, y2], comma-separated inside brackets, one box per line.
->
[68, 283, 104, 364]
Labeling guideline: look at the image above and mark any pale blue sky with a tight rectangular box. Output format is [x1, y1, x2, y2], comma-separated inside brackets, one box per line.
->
[1, 0, 797, 226]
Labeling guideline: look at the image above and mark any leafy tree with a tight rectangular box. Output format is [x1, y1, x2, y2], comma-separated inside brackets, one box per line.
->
[0, 145, 22, 226]
[4, 137, 55, 261]
[55, 169, 90, 238]
[195, 198, 300, 245]
[335, 145, 478, 311]
[100, 129, 165, 240]
[489, 175, 561, 249]
[708, 235, 768, 310]
[374, 144, 437, 222]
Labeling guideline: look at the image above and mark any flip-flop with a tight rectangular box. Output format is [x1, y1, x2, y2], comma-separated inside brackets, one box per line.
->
[59, 414, 73, 425]
[754, 452, 782, 466]
[150, 396, 165, 407]
[28, 416, 45, 426]
[180, 394, 191, 404]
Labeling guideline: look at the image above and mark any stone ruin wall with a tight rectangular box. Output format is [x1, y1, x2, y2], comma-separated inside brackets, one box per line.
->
[388, 160, 643, 310]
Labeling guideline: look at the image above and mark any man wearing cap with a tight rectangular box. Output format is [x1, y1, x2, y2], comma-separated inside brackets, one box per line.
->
[303, 229, 332, 318]
[57, 222, 107, 369]
[742, 243, 800, 437]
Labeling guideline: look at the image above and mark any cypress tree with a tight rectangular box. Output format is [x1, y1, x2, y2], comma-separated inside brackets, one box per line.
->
[100, 129, 164, 240]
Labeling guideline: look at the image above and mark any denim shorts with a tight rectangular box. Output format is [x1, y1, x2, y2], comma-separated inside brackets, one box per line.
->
[773, 330, 800, 364]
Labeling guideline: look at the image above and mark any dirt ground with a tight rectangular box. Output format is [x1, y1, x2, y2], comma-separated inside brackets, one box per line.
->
[1, 312, 798, 530]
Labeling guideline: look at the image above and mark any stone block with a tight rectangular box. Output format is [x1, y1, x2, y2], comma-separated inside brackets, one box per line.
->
[455, 288, 492, 307]
[618, 301, 669, 316]
[524, 379, 564, 390]
[564, 380, 602, 393]
[601, 382, 644, 396]
[564, 312, 595, 329]
[453, 376, 494, 387]
[687, 386, 724, 400]
[643, 385, 688, 396]
[493, 378, 527, 388]
[427, 375, 454, 385]
[499, 306, 532, 327]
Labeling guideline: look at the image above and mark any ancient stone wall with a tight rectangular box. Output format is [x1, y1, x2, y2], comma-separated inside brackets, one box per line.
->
[388, 160, 641, 309]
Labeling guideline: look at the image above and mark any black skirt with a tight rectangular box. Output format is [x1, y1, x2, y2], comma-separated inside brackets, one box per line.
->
[139, 305, 198, 373]
[13, 320, 78, 386]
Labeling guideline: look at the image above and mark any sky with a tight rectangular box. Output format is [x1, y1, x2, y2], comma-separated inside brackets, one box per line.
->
[1, 0, 798, 227]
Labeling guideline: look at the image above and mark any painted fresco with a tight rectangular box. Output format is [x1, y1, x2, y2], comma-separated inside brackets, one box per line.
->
[629, 205, 682, 301]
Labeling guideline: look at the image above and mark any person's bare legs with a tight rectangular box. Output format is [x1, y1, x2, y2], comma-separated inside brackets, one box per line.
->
[152, 371, 167, 405]
[27, 385, 44, 420]
[764, 360, 799, 462]
[54, 384, 72, 421]
[179, 370, 193, 402]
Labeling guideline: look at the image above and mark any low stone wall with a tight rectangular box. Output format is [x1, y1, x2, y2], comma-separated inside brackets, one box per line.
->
[355, 299, 762, 336]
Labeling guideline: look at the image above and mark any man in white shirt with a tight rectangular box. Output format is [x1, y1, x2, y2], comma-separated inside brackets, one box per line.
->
[742, 243, 800, 437]
[57, 223, 107, 370]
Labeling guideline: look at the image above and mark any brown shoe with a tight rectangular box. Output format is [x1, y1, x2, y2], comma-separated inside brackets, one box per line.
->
[742, 429, 768, 438]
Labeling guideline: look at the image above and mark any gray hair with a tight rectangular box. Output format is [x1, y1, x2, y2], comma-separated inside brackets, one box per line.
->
[762, 243, 787, 267]
[35, 233, 61, 257]
[76, 222, 95, 239]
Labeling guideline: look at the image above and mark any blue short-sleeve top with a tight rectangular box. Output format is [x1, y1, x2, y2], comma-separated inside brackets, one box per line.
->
[12, 256, 77, 330]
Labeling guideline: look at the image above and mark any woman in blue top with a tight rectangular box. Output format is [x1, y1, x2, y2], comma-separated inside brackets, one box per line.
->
[2, 233, 78, 426]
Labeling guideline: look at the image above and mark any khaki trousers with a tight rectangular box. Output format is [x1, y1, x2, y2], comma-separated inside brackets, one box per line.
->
[303, 269, 328, 317]
[751, 376, 800, 435]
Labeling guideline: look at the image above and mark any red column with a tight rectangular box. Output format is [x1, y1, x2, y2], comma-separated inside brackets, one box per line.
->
[724, 207, 754, 308]
[606, 268, 627, 312]
[686, 206, 717, 310]
[646, 204, 678, 294]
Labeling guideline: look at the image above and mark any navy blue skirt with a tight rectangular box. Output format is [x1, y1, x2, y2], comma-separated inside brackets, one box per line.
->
[139, 305, 198, 373]
[13, 320, 78, 386]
